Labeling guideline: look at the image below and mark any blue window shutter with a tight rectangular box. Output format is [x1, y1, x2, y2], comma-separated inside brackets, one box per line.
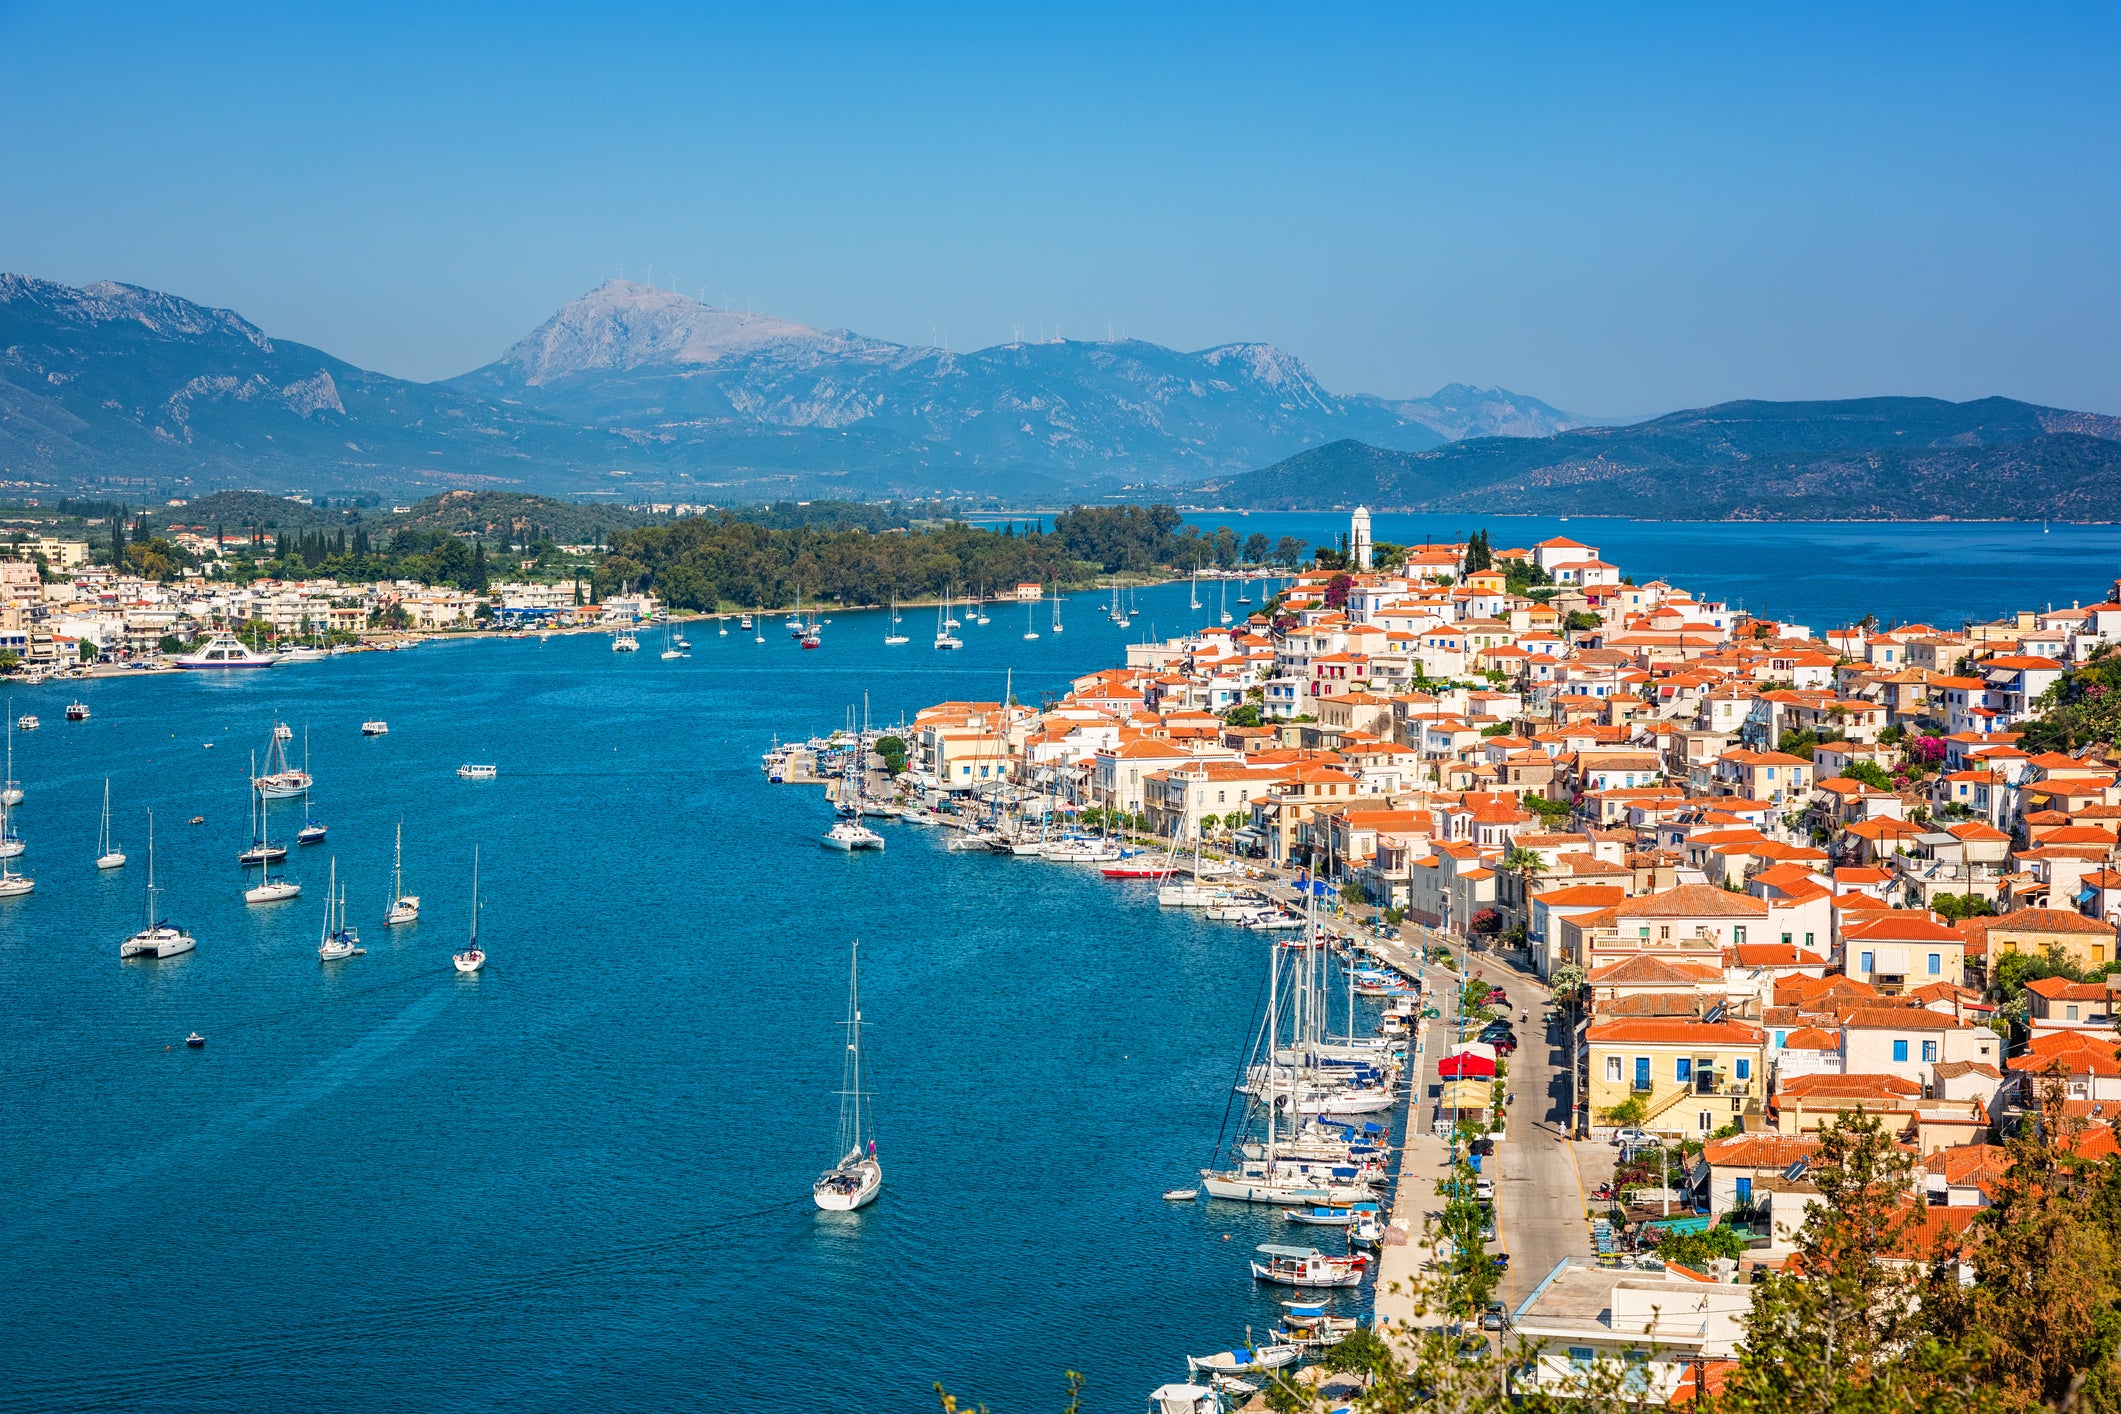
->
[1775, 1031, 1787, 1047]
[1635, 1056, 1650, 1090]
[1893, 1039, 1908, 1062]
[1736, 1058, 1751, 1080]
[1735, 1177, 1752, 1203]
[1928, 953, 1942, 975]
[1861, 952, 1874, 973]
[1676, 1058, 1693, 1082]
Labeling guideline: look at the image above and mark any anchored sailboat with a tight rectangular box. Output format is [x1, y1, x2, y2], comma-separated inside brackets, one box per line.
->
[1050, 582, 1063, 634]
[120, 812, 193, 958]
[884, 597, 909, 646]
[296, 728, 326, 844]
[316, 859, 364, 960]
[96, 778, 126, 869]
[813, 938, 883, 1211]
[2, 703, 21, 806]
[384, 822, 420, 925]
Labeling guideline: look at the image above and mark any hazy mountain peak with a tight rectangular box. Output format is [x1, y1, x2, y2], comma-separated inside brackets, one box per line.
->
[1, 272, 273, 351]
[497, 279, 880, 386]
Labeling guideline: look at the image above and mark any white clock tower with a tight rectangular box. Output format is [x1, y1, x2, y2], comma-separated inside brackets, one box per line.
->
[1350, 506, 1372, 571]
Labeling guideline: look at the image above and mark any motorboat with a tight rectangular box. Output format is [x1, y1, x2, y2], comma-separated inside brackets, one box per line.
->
[66, 702, 90, 721]
[384, 822, 420, 925]
[739, 614, 754, 630]
[1101, 862, 1176, 879]
[452, 847, 486, 973]
[15, 715, 36, 731]
[185, 1032, 205, 1048]
[316, 862, 364, 960]
[95, 778, 126, 869]
[277, 647, 327, 664]
[814, 939, 884, 1211]
[1249, 1244, 1367, 1289]
[1162, 1187, 1200, 1202]
[361, 721, 389, 736]
[274, 723, 294, 741]
[820, 819, 885, 851]
[1040, 837, 1122, 863]
[1271, 1303, 1360, 1348]
[1185, 1345, 1301, 1377]
[173, 632, 279, 669]
[1280, 1202, 1381, 1227]
[1148, 1384, 1219, 1414]
[457, 763, 498, 780]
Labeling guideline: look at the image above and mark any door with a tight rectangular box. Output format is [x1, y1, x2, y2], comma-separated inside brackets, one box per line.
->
[1634, 1056, 1651, 1092]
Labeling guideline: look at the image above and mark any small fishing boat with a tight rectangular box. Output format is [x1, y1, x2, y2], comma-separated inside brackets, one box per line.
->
[121, 813, 194, 958]
[384, 822, 420, 925]
[14, 714, 35, 731]
[66, 701, 89, 722]
[1280, 1201, 1380, 1227]
[1147, 1385, 1219, 1414]
[1162, 1187, 1200, 1202]
[95, 778, 126, 869]
[185, 1032, 205, 1048]
[1272, 1303, 1360, 1348]
[457, 763, 497, 780]
[361, 720, 389, 736]
[1101, 862, 1176, 879]
[1249, 1244, 1368, 1288]
[813, 938, 883, 1211]
[316, 861, 364, 960]
[1185, 1345, 1302, 1377]
[452, 847, 486, 974]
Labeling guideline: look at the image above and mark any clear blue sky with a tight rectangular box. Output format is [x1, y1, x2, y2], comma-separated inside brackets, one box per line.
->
[3, 1, 2117, 417]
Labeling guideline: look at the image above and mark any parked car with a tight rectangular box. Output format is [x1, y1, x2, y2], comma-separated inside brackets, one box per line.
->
[1484, 988, 1510, 1005]
[1475, 1177, 1495, 1200]
[1480, 1301, 1507, 1331]
[1611, 1126, 1652, 1148]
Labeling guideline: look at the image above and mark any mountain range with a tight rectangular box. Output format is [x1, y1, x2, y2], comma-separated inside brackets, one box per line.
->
[0, 274, 1582, 500]
[1198, 397, 2121, 520]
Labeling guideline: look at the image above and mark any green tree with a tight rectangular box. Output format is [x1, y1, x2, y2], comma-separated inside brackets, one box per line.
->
[1842, 759, 1895, 791]
[876, 735, 909, 776]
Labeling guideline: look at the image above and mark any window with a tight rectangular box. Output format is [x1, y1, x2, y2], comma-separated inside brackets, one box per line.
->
[1698, 1110, 1714, 1133]
[1805, 931, 1815, 948]
[1736, 1058, 1751, 1081]
[1568, 1348, 1597, 1370]
[1660, 926, 1671, 941]
[1634, 1057, 1651, 1091]
[1860, 951, 1875, 974]
[1606, 1056, 1623, 1082]
[1892, 1039, 1909, 1063]
[1774, 1030, 1787, 1047]
[1735, 1177, 1753, 1204]
[1922, 1041, 1938, 1062]
[2067, 1004, 2081, 1022]
[1781, 932, 1792, 946]
[1735, 926, 1748, 945]
[1676, 1058, 1693, 1083]
[1928, 953, 1942, 976]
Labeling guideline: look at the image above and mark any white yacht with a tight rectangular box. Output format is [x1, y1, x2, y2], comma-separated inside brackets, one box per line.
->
[15, 714, 37, 731]
[384, 822, 420, 925]
[452, 848, 486, 974]
[457, 763, 498, 780]
[821, 819, 885, 851]
[316, 861, 364, 960]
[933, 589, 963, 650]
[120, 813, 193, 959]
[173, 632, 279, 670]
[95, 778, 126, 869]
[884, 597, 909, 646]
[813, 939, 883, 1211]
[361, 720, 389, 736]
[252, 722, 312, 799]
[611, 631, 640, 652]
[0, 847, 31, 897]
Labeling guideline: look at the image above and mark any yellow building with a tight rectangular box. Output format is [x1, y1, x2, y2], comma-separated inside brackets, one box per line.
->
[1963, 908, 2118, 971]
[1587, 1017, 1768, 1138]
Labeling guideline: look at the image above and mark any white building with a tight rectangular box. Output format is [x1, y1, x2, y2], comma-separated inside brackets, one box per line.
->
[1350, 506, 1372, 572]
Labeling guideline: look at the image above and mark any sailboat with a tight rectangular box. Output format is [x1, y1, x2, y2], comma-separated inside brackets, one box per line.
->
[1, 704, 21, 807]
[120, 812, 193, 958]
[0, 789, 22, 860]
[253, 720, 312, 798]
[933, 587, 963, 650]
[1050, 582, 1063, 635]
[1023, 595, 1040, 641]
[95, 778, 126, 869]
[384, 822, 420, 925]
[1191, 567, 1201, 611]
[238, 752, 288, 865]
[1220, 579, 1233, 626]
[813, 938, 883, 1211]
[660, 624, 687, 660]
[244, 761, 301, 904]
[316, 860, 364, 959]
[453, 847, 486, 973]
[296, 728, 326, 844]
[884, 597, 909, 646]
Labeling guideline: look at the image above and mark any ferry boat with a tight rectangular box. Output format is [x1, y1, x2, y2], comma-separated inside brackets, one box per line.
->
[66, 702, 90, 721]
[173, 632, 280, 670]
[457, 763, 498, 780]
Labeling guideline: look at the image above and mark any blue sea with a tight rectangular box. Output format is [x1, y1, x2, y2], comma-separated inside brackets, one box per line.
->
[1176, 514, 2121, 632]
[0, 587, 1331, 1414]
[4, 518, 2116, 1411]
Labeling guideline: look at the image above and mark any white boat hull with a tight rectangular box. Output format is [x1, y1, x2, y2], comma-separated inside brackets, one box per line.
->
[97, 852, 127, 870]
[453, 949, 485, 974]
[385, 898, 420, 925]
[245, 882, 301, 904]
[813, 1155, 883, 1211]
[0, 876, 32, 897]
[121, 927, 195, 959]
[1249, 1261, 1365, 1289]
[1200, 1174, 1375, 1205]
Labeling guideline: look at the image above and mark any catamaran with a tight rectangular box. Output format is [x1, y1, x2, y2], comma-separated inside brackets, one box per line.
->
[95, 778, 126, 869]
[813, 938, 883, 1211]
[316, 860, 364, 960]
[453, 848, 486, 973]
[612, 630, 640, 652]
[120, 812, 194, 959]
[384, 822, 420, 925]
[821, 817, 885, 851]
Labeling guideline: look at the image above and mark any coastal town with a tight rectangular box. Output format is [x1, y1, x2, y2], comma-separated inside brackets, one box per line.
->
[860, 508, 2121, 1407]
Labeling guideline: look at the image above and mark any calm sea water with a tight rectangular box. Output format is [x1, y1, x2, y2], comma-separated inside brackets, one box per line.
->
[0, 583, 1341, 1414]
[1181, 513, 2121, 632]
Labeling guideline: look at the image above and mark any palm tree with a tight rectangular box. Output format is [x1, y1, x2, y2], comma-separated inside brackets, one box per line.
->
[1501, 844, 1548, 946]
